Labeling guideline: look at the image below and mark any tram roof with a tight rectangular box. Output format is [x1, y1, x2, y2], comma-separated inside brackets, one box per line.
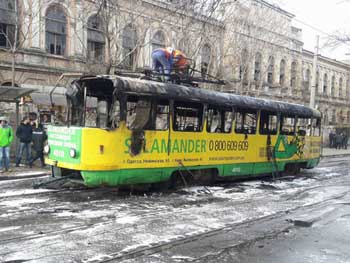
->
[79, 75, 322, 119]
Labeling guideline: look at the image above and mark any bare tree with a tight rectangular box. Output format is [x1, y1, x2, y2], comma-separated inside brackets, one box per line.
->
[71, 0, 224, 75]
[220, 0, 295, 95]
[0, 0, 41, 87]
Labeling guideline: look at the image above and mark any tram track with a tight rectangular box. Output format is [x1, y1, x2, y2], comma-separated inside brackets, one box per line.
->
[0, 159, 348, 254]
[0, 172, 49, 182]
[96, 190, 350, 262]
[0, 177, 349, 255]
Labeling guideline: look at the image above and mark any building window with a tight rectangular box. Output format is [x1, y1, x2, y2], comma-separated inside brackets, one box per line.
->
[303, 69, 310, 90]
[254, 52, 262, 82]
[347, 79, 350, 99]
[290, 61, 297, 88]
[339, 77, 343, 97]
[279, 59, 285, 86]
[323, 73, 328, 94]
[0, 0, 16, 48]
[201, 44, 211, 77]
[332, 109, 336, 124]
[339, 110, 344, 124]
[316, 71, 319, 94]
[331, 75, 335, 97]
[151, 30, 165, 52]
[267, 56, 274, 85]
[87, 15, 105, 62]
[122, 24, 137, 69]
[239, 49, 249, 82]
[45, 5, 67, 56]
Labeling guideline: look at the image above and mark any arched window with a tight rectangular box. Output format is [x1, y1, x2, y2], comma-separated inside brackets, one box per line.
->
[201, 44, 211, 76]
[339, 110, 344, 124]
[304, 69, 310, 90]
[87, 15, 105, 62]
[290, 61, 297, 87]
[316, 71, 319, 94]
[339, 77, 343, 97]
[240, 49, 248, 82]
[279, 59, 286, 86]
[0, 0, 16, 48]
[323, 73, 328, 94]
[46, 5, 67, 56]
[122, 24, 137, 69]
[324, 109, 329, 125]
[332, 109, 336, 124]
[331, 75, 335, 96]
[152, 30, 165, 51]
[267, 56, 274, 85]
[254, 52, 262, 82]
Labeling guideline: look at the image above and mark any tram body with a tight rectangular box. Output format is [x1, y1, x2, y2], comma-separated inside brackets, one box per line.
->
[45, 75, 322, 187]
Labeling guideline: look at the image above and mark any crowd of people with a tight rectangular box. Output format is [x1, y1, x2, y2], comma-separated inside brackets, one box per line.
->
[329, 130, 348, 150]
[0, 116, 47, 173]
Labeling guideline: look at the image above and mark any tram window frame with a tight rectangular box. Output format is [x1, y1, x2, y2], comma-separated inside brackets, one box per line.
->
[259, 111, 278, 135]
[296, 117, 311, 136]
[206, 106, 233, 134]
[173, 101, 204, 132]
[312, 118, 321, 137]
[235, 109, 257, 135]
[155, 101, 170, 131]
[83, 96, 99, 128]
[280, 115, 296, 135]
[108, 98, 121, 129]
[126, 96, 169, 131]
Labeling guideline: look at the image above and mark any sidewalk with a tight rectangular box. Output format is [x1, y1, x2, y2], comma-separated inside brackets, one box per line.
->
[322, 147, 350, 157]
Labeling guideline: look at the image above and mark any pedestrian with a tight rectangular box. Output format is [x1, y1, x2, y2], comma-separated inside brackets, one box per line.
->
[342, 133, 348, 150]
[151, 47, 175, 81]
[335, 133, 343, 150]
[15, 117, 33, 167]
[0, 116, 14, 173]
[29, 123, 47, 168]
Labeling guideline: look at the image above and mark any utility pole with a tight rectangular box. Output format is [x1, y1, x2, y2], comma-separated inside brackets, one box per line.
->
[310, 35, 319, 109]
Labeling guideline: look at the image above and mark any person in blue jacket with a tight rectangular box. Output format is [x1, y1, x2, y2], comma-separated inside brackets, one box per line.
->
[151, 47, 174, 80]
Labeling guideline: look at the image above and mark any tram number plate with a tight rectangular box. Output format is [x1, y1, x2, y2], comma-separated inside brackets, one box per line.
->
[208, 140, 249, 152]
[53, 150, 65, 158]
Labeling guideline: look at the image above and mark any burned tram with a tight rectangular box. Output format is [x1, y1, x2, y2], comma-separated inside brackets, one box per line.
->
[45, 75, 322, 187]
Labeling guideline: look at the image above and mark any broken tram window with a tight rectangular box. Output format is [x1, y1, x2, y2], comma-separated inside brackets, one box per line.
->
[173, 101, 203, 132]
[127, 96, 169, 131]
[206, 106, 233, 133]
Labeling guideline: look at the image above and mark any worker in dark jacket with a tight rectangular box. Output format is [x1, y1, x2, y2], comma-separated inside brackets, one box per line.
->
[29, 123, 47, 167]
[15, 117, 33, 167]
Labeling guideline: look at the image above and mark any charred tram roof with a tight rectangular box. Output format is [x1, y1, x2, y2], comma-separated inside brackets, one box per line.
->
[78, 75, 321, 119]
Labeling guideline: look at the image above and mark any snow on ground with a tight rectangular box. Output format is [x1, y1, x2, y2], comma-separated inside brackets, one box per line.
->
[0, 197, 49, 207]
[0, 189, 52, 198]
[0, 226, 21, 232]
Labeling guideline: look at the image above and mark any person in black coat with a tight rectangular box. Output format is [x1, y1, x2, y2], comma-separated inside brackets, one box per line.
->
[29, 123, 47, 167]
[15, 117, 33, 167]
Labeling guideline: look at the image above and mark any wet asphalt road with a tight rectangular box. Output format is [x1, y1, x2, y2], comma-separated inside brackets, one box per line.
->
[0, 156, 349, 263]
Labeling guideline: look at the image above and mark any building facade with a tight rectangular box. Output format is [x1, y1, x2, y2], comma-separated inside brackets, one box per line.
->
[0, 0, 350, 137]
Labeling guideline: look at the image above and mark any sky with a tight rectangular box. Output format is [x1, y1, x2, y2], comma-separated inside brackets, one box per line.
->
[278, 0, 350, 61]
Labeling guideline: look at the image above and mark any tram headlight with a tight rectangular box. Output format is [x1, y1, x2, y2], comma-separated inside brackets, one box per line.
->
[44, 145, 50, 154]
[69, 148, 77, 158]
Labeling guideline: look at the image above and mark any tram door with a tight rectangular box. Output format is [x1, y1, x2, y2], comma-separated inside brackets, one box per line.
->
[254, 111, 279, 174]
